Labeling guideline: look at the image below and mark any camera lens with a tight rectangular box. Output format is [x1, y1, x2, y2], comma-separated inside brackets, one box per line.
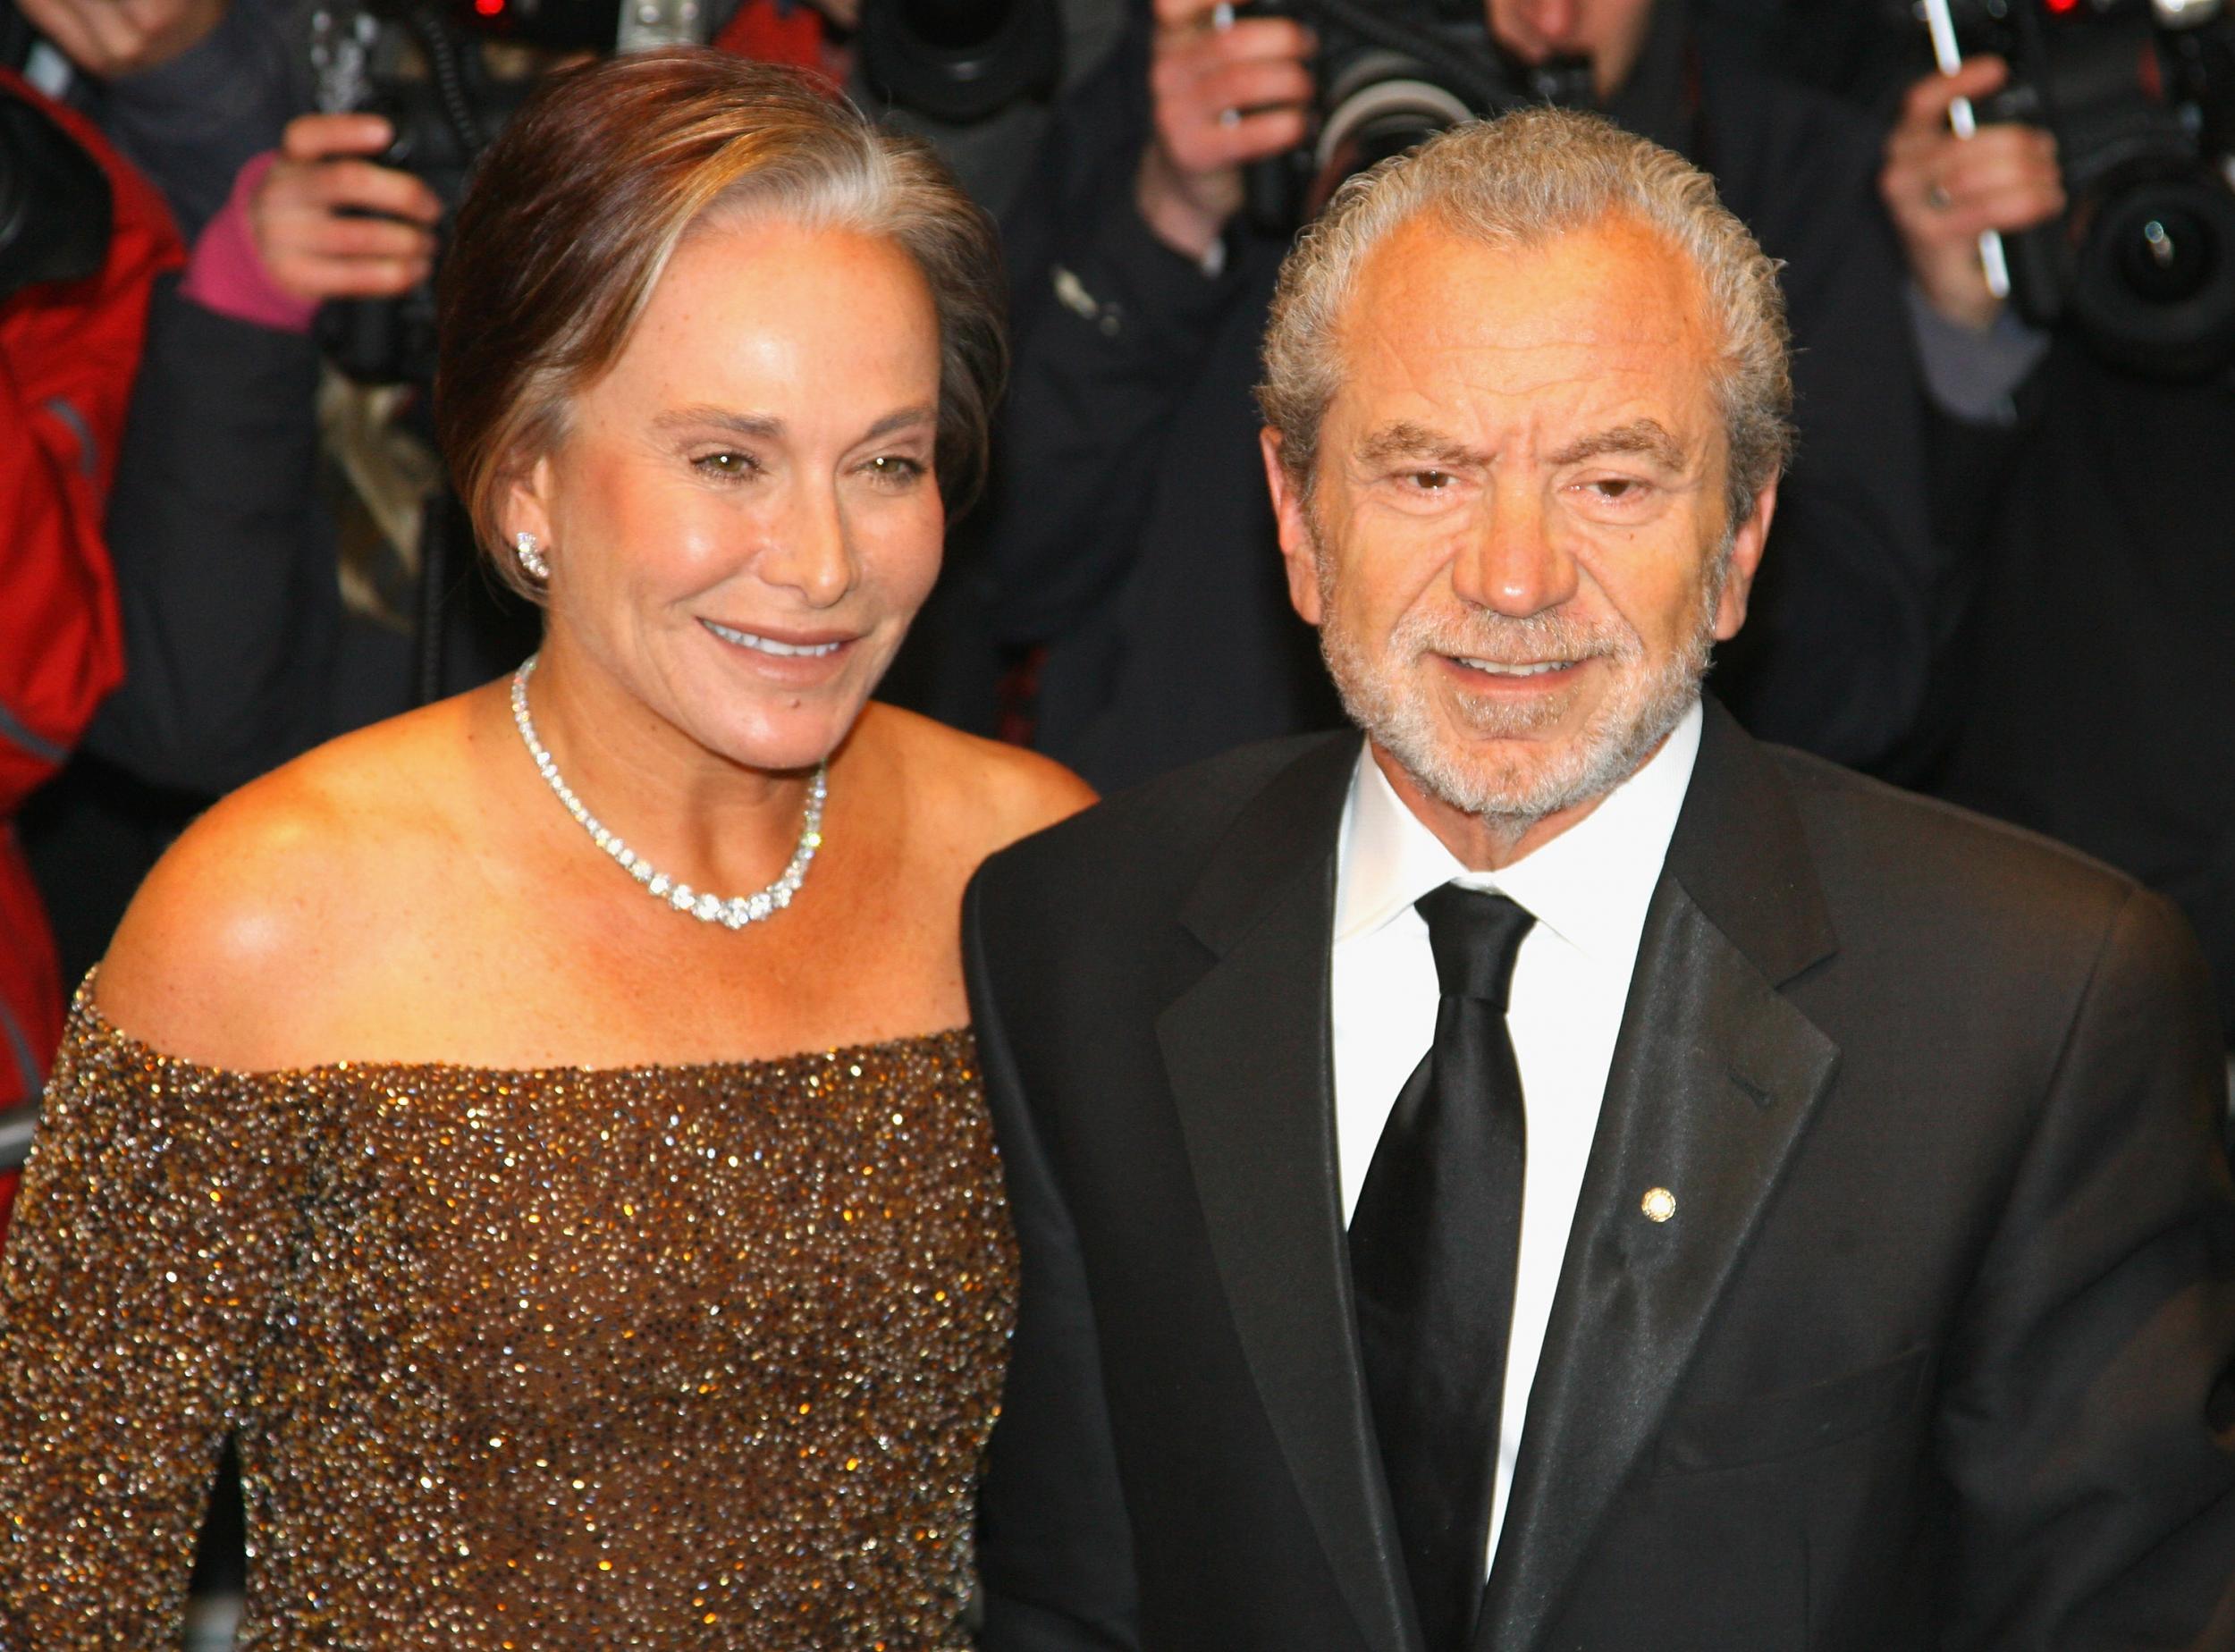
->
[859, 0, 1060, 123]
[2114, 203, 2214, 303]
[2072, 172, 2235, 379]
[1310, 68, 1473, 215]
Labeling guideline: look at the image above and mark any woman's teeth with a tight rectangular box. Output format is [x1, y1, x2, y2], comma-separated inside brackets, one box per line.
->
[706, 620, 843, 658]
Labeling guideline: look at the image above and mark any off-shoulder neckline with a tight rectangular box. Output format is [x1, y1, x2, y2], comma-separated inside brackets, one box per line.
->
[70, 972, 974, 1086]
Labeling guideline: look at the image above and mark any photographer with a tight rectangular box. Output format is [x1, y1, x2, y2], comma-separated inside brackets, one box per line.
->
[25, 113, 455, 980]
[85, 114, 436, 786]
[1883, 48, 2235, 1058]
[962, 0, 1941, 789]
[0, 65, 180, 1199]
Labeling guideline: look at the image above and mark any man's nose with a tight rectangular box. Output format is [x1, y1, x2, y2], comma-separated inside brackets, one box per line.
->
[757, 480, 856, 609]
[1452, 489, 1578, 618]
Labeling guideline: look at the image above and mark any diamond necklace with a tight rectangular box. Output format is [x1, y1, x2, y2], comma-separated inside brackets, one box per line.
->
[510, 653, 827, 929]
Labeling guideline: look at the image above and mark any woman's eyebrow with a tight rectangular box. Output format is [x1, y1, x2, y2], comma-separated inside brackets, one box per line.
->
[654, 406, 785, 439]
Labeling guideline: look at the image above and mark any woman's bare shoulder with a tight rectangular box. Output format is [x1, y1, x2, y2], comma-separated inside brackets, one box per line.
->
[95, 700, 477, 1067]
[864, 704, 1097, 856]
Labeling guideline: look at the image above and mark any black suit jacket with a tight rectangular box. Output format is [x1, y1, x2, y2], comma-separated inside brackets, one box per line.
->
[962, 701, 2235, 1651]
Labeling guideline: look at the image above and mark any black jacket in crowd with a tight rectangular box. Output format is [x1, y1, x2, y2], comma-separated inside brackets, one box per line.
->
[1922, 342, 2235, 1049]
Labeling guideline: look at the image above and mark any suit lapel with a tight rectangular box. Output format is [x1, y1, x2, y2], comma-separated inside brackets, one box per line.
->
[1475, 702, 1843, 1652]
[1156, 733, 1417, 1652]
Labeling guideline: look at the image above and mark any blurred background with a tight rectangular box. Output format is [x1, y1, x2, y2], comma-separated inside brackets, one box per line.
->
[6, 0, 2233, 1635]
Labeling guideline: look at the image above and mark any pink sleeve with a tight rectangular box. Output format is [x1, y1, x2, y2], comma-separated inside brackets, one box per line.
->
[180, 152, 318, 334]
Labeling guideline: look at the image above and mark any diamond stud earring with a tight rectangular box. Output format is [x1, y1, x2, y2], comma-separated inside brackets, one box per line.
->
[515, 531, 550, 582]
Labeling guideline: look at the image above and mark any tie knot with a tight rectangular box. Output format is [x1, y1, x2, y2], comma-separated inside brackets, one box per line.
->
[1414, 884, 1535, 1007]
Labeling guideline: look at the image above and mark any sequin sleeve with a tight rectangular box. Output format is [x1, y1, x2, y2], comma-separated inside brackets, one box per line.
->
[0, 995, 316, 1646]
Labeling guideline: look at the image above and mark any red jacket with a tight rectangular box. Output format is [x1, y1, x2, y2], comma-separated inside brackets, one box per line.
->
[0, 72, 182, 1220]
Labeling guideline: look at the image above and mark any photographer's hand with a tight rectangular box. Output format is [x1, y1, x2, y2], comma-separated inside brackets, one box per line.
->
[252, 114, 442, 304]
[1136, 0, 1314, 261]
[1881, 58, 2063, 330]
[17, 0, 224, 78]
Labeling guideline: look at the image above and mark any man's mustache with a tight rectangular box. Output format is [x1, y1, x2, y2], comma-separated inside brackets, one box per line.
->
[1388, 606, 1642, 668]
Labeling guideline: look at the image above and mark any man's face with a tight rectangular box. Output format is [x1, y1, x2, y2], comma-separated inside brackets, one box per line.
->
[1262, 215, 1774, 845]
[1486, 0, 1657, 99]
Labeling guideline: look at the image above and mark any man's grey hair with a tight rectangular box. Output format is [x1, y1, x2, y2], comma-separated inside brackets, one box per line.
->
[1257, 106, 1794, 531]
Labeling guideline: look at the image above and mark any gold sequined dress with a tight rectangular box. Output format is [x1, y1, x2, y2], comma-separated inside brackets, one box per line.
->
[0, 988, 1016, 1648]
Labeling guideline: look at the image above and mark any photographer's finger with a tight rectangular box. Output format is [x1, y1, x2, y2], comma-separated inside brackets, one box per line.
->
[1900, 55, 2008, 134]
[86, 0, 151, 58]
[1944, 177, 2066, 239]
[305, 257, 434, 300]
[15, 4, 104, 71]
[299, 214, 439, 264]
[1203, 13, 1313, 66]
[1194, 105, 1308, 171]
[314, 157, 444, 225]
[38, 0, 144, 72]
[1151, 0, 1221, 31]
[10, 0, 77, 42]
[279, 112, 396, 164]
[1947, 121, 2055, 173]
[1152, 12, 1306, 105]
[108, 0, 221, 66]
[1931, 131, 2061, 206]
[1882, 120, 1956, 180]
[261, 249, 392, 305]
[1195, 55, 1313, 127]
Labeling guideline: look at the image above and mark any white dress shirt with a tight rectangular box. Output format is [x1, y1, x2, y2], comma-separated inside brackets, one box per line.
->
[1329, 702, 1702, 1574]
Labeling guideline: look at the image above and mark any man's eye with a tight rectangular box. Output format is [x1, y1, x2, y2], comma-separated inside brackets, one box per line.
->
[1405, 469, 1455, 492]
[694, 451, 755, 477]
[1587, 477, 1647, 502]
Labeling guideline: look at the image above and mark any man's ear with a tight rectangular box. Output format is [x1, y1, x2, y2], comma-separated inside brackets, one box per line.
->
[1261, 427, 1324, 627]
[1712, 475, 1778, 642]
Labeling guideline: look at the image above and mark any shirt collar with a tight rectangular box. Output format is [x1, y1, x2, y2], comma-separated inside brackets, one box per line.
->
[1333, 701, 1702, 965]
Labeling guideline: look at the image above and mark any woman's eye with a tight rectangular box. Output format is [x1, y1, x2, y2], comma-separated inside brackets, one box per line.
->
[694, 451, 755, 477]
[861, 455, 927, 485]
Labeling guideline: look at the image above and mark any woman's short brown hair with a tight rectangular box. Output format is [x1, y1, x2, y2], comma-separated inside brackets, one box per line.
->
[434, 50, 1006, 600]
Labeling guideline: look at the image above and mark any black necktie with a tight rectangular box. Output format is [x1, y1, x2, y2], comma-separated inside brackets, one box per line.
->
[1348, 883, 1535, 1652]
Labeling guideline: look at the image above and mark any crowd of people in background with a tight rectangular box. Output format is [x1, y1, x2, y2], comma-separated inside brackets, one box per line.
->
[4, 0, 2234, 1632]
[11, 0, 2234, 1059]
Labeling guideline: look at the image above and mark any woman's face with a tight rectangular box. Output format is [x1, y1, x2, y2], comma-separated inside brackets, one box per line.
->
[514, 217, 946, 773]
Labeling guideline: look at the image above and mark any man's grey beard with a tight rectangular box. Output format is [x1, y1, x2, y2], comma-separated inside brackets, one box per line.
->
[1316, 534, 1730, 829]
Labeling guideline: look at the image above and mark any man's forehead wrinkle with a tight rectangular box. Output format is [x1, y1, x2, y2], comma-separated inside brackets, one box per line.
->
[1346, 297, 1688, 366]
[1342, 304, 1695, 411]
[1335, 367, 1682, 466]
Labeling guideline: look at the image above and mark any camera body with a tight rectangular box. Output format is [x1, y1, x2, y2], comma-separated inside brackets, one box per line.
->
[859, 0, 1061, 124]
[1942, 0, 2235, 378]
[1244, 0, 1591, 232]
[313, 0, 1062, 384]
[311, 0, 707, 386]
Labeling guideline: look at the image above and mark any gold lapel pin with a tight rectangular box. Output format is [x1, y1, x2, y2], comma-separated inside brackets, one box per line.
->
[1641, 1187, 1677, 1224]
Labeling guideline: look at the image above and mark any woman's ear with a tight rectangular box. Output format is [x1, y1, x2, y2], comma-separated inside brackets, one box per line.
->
[501, 451, 560, 551]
